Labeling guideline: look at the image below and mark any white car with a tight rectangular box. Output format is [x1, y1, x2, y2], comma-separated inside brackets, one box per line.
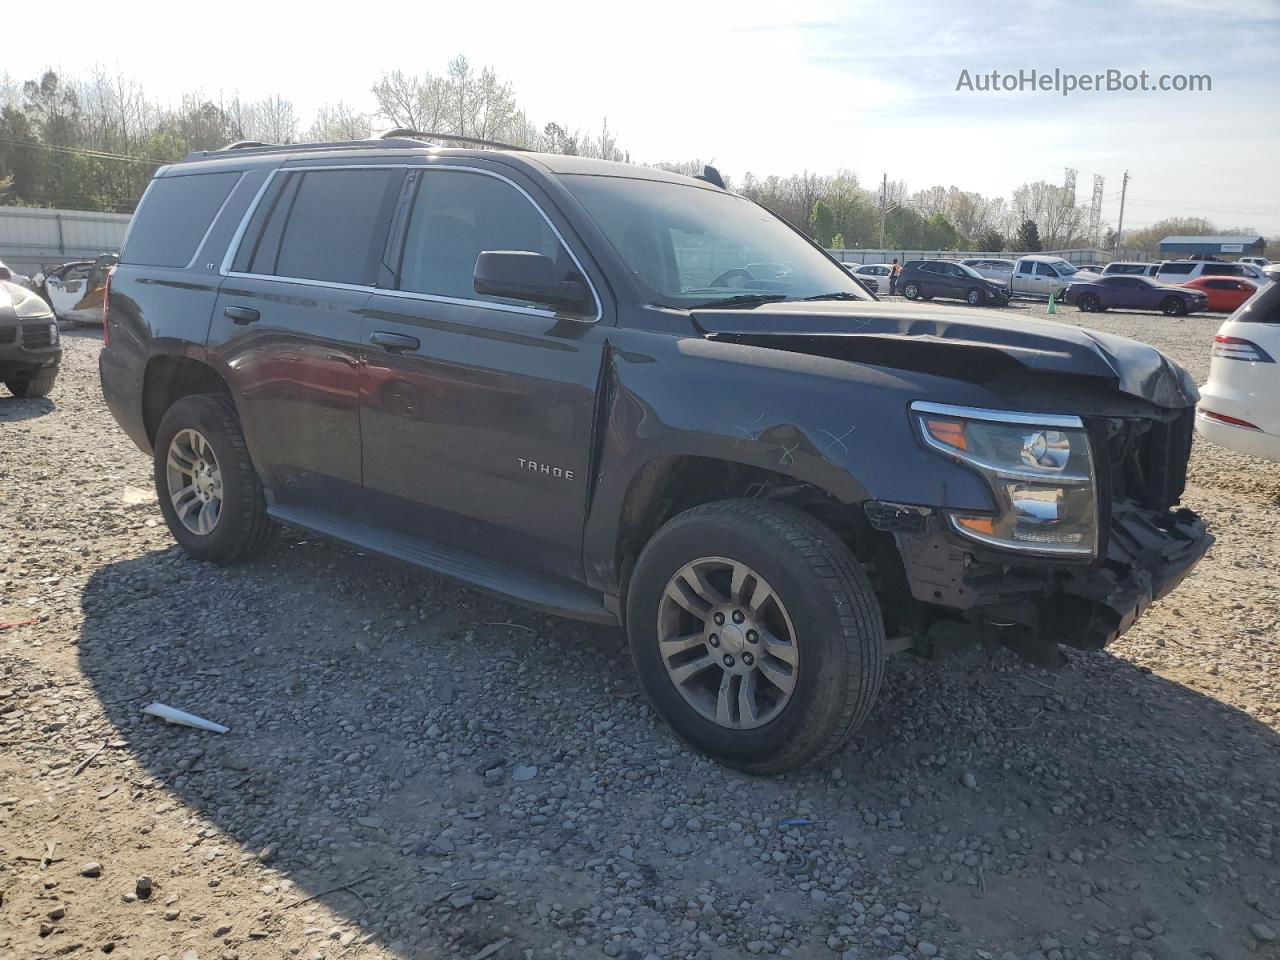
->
[34, 257, 116, 325]
[1156, 259, 1271, 287]
[1196, 281, 1280, 462]
[1102, 262, 1162, 277]
[1239, 256, 1270, 269]
[843, 262, 893, 294]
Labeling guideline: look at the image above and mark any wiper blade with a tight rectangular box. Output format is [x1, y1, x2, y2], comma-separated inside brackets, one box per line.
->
[800, 292, 865, 301]
[687, 293, 790, 309]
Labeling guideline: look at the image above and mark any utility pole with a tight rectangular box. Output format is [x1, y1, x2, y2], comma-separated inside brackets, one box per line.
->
[879, 172, 888, 250]
[1114, 170, 1129, 258]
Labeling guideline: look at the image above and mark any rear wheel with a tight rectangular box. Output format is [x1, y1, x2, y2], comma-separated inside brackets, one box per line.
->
[902, 282, 920, 300]
[153, 393, 277, 563]
[1161, 296, 1187, 316]
[5, 371, 57, 398]
[626, 499, 885, 773]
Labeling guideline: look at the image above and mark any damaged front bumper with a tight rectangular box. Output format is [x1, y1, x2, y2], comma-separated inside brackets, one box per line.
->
[878, 500, 1212, 653]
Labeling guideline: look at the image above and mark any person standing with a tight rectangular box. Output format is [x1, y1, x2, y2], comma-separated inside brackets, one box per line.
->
[890, 259, 901, 295]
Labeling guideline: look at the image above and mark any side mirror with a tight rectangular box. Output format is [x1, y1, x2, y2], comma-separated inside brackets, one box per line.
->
[473, 251, 590, 314]
[0, 266, 12, 281]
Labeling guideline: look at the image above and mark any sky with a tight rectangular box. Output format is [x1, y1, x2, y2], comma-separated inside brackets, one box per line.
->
[7, 0, 1280, 234]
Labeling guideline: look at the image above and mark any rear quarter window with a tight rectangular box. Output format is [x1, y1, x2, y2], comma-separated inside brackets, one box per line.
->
[122, 171, 242, 267]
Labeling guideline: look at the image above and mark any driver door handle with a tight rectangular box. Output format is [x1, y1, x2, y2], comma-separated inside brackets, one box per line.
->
[224, 305, 260, 325]
[370, 331, 420, 352]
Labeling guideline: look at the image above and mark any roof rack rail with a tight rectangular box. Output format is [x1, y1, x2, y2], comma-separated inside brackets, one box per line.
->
[377, 128, 527, 151]
[222, 139, 275, 151]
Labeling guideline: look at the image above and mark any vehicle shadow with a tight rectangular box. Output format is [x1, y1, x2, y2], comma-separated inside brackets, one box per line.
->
[0, 393, 55, 420]
[76, 537, 1280, 958]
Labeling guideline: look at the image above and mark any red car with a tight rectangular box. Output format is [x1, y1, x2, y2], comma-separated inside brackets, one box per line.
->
[1180, 276, 1259, 313]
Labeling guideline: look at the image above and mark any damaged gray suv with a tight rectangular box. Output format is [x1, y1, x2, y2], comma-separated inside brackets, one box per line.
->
[100, 133, 1211, 772]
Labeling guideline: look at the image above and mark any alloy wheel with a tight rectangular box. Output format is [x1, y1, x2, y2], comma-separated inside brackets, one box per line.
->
[165, 428, 223, 535]
[657, 557, 799, 730]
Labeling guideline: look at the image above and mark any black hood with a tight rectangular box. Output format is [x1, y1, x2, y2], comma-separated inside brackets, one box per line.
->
[691, 301, 1199, 408]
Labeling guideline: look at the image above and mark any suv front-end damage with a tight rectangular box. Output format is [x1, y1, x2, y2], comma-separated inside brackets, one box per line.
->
[868, 402, 1210, 664]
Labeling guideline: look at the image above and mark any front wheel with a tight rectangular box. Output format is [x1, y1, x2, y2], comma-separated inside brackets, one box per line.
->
[153, 393, 278, 563]
[626, 500, 885, 773]
[5, 371, 57, 398]
[1161, 296, 1187, 316]
[965, 287, 985, 306]
[1078, 293, 1100, 312]
[902, 282, 920, 300]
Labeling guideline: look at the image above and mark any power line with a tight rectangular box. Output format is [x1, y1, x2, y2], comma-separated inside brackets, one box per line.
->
[0, 137, 169, 166]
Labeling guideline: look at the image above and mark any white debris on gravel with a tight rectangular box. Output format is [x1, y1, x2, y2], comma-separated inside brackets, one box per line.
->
[0, 315, 1276, 960]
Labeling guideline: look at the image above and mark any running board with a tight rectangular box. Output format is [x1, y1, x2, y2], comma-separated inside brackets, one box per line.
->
[269, 505, 618, 625]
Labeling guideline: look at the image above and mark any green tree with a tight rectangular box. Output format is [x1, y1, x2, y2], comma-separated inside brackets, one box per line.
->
[809, 199, 836, 247]
[1015, 219, 1042, 252]
[975, 229, 1004, 252]
[923, 213, 960, 249]
[831, 232, 845, 249]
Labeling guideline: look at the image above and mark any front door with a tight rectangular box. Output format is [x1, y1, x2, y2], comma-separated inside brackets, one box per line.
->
[209, 165, 404, 514]
[360, 165, 606, 580]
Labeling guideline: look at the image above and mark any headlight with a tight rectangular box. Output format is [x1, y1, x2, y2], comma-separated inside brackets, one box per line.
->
[911, 401, 1097, 557]
[14, 296, 54, 320]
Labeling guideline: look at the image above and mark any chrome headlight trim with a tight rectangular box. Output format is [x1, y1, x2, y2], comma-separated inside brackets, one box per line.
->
[910, 400, 1099, 557]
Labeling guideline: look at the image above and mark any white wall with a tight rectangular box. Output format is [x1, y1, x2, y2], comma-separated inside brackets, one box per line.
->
[0, 206, 132, 275]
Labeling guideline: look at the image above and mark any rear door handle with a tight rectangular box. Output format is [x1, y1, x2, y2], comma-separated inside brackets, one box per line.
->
[370, 331, 420, 352]
[224, 306, 260, 325]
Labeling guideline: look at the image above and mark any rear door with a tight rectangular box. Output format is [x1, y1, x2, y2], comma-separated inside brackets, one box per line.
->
[210, 165, 404, 514]
[359, 164, 608, 580]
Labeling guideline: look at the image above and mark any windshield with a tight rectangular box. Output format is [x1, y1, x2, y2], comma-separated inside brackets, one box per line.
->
[1050, 260, 1079, 277]
[561, 175, 872, 308]
[957, 262, 987, 280]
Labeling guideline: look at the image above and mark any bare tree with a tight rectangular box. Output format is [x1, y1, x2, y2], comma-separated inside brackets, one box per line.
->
[308, 101, 372, 142]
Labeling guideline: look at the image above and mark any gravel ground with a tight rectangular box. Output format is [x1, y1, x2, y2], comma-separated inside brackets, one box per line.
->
[1, 302, 1277, 960]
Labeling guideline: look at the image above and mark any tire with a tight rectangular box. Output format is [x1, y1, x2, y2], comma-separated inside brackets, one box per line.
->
[5, 371, 57, 398]
[1078, 294, 1100, 313]
[626, 499, 885, 773]
[153, 393, 278, 563]
[966, 287, 985, 306]
[1161, 296, 1186, 317]
[902, 282, 920, 300]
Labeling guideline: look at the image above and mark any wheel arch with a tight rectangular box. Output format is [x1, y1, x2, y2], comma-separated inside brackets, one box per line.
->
[601, 452, 877, 617]
[141, 353, 233, 446]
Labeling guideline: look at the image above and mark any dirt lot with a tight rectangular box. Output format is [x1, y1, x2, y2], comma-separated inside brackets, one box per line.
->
[1, 302, 1278, 960]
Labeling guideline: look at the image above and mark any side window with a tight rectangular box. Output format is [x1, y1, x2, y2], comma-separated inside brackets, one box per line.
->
[1205, 279, 1232, 289]
[1161, 263, 1194, 275]
[1035, 262, 1056, 277]
[399, 169, 565, 307]
[270, 169, 401, 285]
[1018, 261, 1035, 275]
[122, 171, 242, 268]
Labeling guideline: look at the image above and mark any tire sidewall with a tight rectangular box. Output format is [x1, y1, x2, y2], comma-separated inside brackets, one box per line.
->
[903, 282, 919, 300]
[967, 288, 983, 306]
[153, 395, 253, 562]
[627, 507, 872, 769]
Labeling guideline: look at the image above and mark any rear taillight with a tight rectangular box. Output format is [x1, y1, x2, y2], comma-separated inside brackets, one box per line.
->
[1198, 408, 1261, 430]
[102, 266, 115, 346]
[1212, 335, 1274, 362]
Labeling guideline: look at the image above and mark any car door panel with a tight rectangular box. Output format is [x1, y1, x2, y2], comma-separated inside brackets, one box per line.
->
[360, 296, 604, 578]
[211, 280, 369, 513]
[359, 164, 605, 582]
[209, 165, 403, 515]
